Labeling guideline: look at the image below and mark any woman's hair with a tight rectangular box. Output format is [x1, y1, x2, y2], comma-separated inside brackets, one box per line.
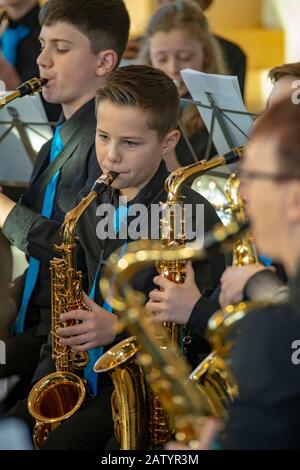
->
[139, 0, 227, 136]
[142, 0, 226, 74]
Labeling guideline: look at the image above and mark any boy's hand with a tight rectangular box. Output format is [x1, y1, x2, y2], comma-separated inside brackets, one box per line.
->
[0, 192, 16, 228]
[57, 293, 117, 351]
[219, 264, 268, 308]
[146, 261, 201, 325]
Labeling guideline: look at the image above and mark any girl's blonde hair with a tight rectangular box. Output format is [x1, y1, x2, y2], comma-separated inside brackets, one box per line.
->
[139, 0, 228, 136]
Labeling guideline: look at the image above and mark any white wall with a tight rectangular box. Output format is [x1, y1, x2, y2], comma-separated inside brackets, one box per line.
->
[262, 0, 300, 62]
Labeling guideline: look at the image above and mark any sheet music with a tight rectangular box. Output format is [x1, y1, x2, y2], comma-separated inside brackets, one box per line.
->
[0, 93, 52, 183]
[181, 69, 254, 155]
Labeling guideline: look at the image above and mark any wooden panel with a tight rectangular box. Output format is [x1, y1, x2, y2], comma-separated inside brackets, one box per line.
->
[205, 0, 262, 28]
[125, 0, 154, 37]
[215, 28, 284, 70]
[245, 69, 271, 112]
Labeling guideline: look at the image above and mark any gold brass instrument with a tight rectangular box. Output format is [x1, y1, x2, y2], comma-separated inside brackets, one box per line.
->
[152, 147, 243, 445]
[95, 148, 243, 449]
[96, 219, 259, 448]
[0, 77, 47, 109]
[224, 171, 258, 266]
[155, 147, 243, 339]
[155, 146, 243, 333]
[27, 172, 117, 448]
[95, 336, 150, 449]
[188, 172, 259, 421]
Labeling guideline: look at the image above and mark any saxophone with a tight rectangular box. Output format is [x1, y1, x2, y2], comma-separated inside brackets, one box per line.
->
[188, 171, 259, 421]
[27, 171, 117, 448]
[96, 219, 266, 448]
[151, 147, 243, 446]
[94, 147, 243, 449]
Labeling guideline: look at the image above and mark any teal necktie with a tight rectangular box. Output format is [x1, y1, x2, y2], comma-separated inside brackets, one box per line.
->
[1, 24, 30, 66]
[15, 126, 63, 334]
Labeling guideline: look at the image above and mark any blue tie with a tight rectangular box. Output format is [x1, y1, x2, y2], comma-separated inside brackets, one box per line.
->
[259, 255, 273, 267]
[15, 126, 63, 334]
[84, 205, 129, 396]
[1, 24, 30, 66]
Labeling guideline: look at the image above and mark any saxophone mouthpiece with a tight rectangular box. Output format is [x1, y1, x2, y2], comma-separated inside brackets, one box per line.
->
[17, 77, 48, 97]
[91, 171, 118, 193]
[104, 171, 119, 183]
[0, 77, 47, 109]
[223, 146, 244, 165]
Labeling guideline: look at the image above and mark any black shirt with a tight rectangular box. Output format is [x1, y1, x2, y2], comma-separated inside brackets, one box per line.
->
[223, 302, 300, 449]
[222, 264, 300, 449]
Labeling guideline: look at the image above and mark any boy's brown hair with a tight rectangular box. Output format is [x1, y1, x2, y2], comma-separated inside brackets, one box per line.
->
[96, 65, 180, 140]
[39, 0, 130, 65]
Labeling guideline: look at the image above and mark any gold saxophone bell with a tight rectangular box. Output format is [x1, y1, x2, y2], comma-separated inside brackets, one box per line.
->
[94, 336, 150, 449]
[28, 371, 86, 449]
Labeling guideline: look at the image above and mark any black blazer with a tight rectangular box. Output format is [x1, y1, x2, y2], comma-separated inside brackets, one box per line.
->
[223, 303, 300, 449]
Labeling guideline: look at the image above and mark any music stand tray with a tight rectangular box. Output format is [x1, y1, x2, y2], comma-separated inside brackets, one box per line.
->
[0, 93, 52, 185]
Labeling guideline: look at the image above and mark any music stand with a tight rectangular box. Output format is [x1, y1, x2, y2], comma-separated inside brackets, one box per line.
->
[0, 93, 52, 197]
[180, 69, 257, 176]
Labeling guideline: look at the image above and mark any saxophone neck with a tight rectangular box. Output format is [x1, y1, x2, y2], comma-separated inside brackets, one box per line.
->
[166, 147, 242, 204]
[61, 190, 97, 242]
[60, 171, 118, 242]
[225, 172, 259, 266]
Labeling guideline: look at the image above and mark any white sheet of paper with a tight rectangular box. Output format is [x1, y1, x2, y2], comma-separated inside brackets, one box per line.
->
[0, 93, 52, 183]
[181, 69, 254, 156]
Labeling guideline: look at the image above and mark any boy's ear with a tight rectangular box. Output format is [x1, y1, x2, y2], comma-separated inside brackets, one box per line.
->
[286, 181, 300, 224]
[161, 129, 181, 155]
[96, 49, 119, 77]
